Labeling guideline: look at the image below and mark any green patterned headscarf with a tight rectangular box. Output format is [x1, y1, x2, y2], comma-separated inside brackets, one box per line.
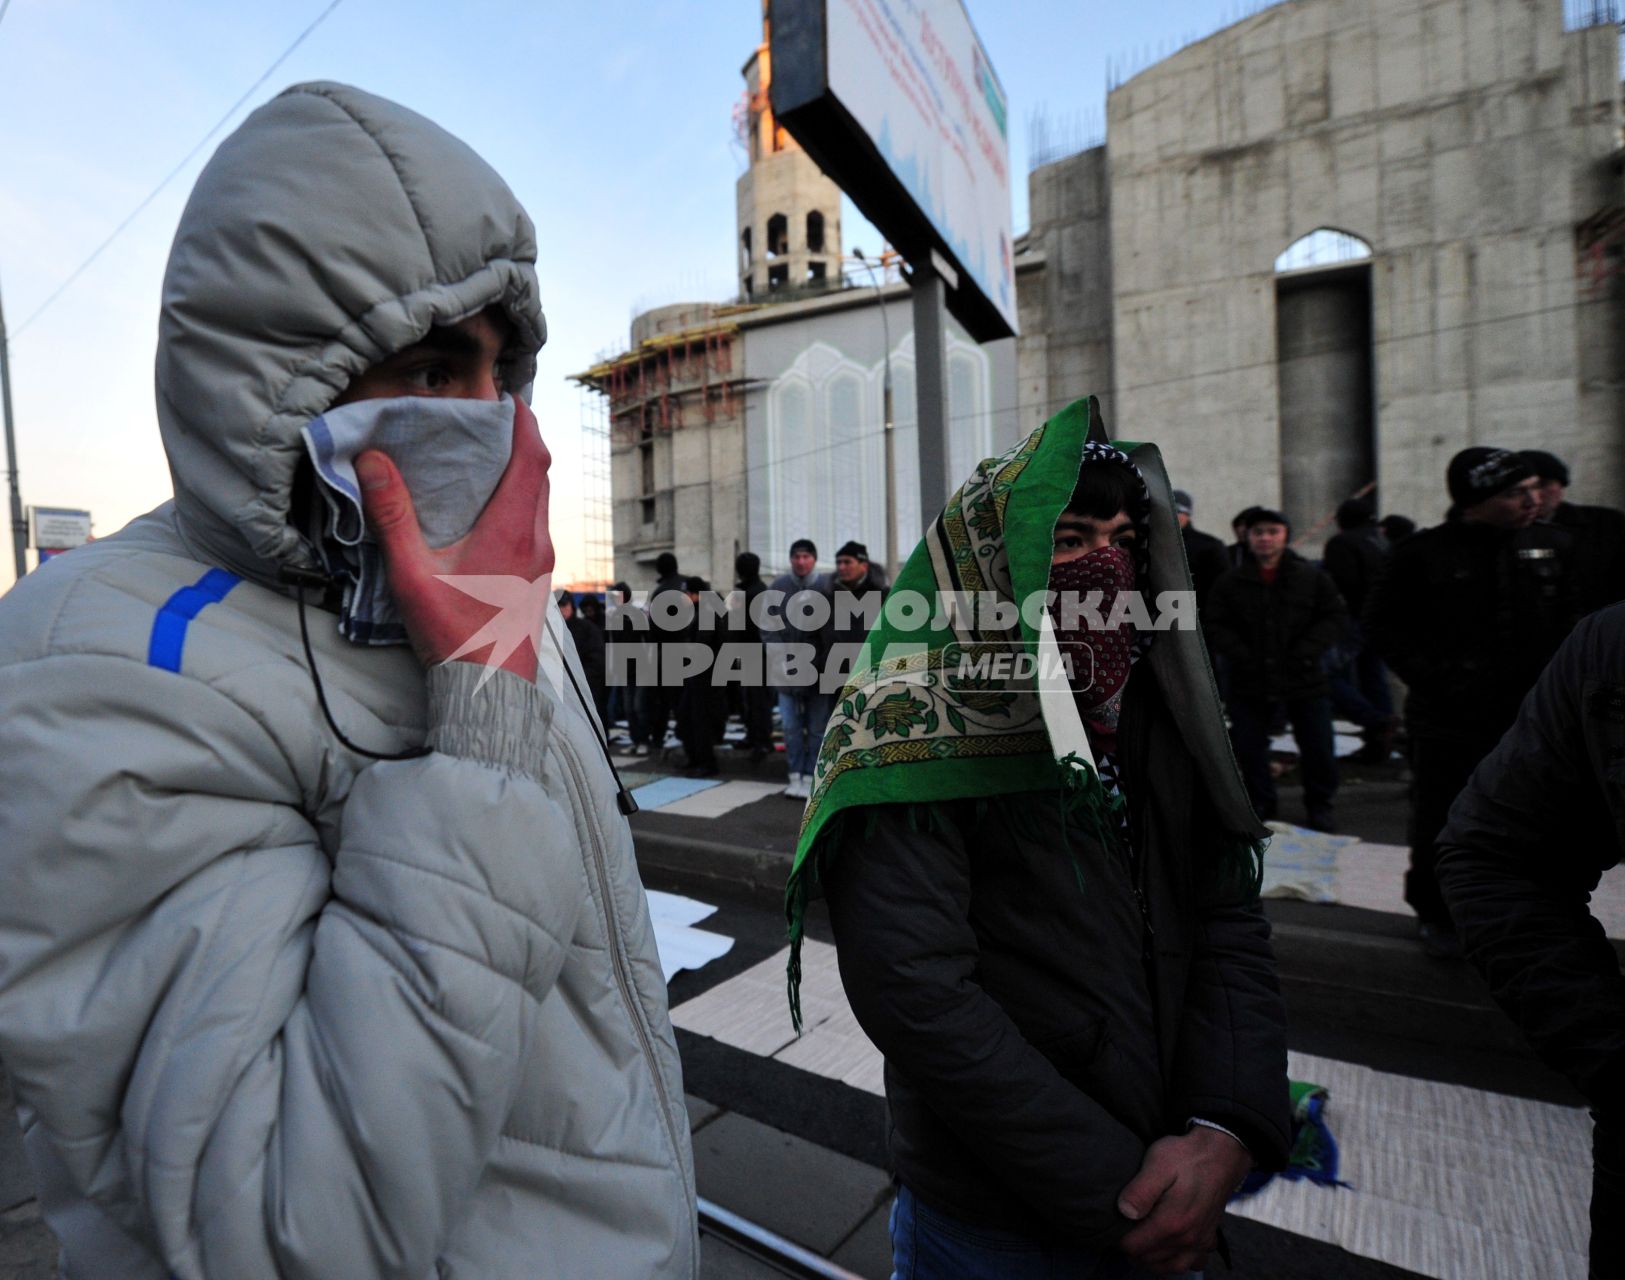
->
[784, 397, 1267, 1026]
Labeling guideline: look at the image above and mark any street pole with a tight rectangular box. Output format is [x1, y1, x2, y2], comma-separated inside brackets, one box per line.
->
[0, 273, 28, 582]
[852, 249, 898, 579]
[908, 248, 957, 523]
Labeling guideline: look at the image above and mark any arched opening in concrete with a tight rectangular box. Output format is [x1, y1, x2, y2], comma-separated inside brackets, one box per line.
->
[1275, 228, 1372, 274]
[806, 210, 825, 253]
[1275, 229, 1375, 552]
[767, 213, 788, 257]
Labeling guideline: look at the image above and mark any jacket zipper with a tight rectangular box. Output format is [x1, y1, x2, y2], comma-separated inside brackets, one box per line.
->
[552, 725, 694, 1223]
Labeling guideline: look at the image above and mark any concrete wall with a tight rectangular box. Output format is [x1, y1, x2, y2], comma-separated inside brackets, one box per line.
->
[1105, 0, 1623, 532]
[1015, 145, 1116, 436]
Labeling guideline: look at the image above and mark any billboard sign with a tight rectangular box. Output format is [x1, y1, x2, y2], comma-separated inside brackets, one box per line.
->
[29, 506, 92, 552]
[770, 0, 1016, 342]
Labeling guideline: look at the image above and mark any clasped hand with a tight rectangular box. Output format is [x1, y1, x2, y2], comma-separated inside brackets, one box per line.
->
[1116, 1127, 1253, 1275]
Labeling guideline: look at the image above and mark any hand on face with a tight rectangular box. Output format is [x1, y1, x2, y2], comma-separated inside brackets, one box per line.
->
[357, 396, 554, 680]
[1116, 1128, 1253, 1274]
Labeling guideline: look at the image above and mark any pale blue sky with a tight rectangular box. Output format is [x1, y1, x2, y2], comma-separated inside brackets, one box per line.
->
[0, 0, 1262, 586]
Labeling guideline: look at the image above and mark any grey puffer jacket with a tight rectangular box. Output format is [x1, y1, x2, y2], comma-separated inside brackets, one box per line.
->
[0, 82, 697, 1278]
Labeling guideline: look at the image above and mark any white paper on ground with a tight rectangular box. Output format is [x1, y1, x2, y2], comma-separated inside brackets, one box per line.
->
[647, 889, 720, 928]
[1269, 732, 1367, 758]
[646, 889, 734, 982]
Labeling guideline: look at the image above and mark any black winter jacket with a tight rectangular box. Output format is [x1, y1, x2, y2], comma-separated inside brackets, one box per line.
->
[820, 574, 886, 692]
[1365, 518, 1578, 742]
[1203, 552, 1348, 699]
[1435, 604, 1625, 1106]
[1322, 524, 1387, 618]
[822, 668, 1291, 1246]
[1180, 525, 1230, 609]
[1552, 501, 1625, 616]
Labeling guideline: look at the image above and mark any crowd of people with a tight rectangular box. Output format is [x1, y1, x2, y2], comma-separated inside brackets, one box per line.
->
[1, 80, 1621, 1280]
[536, 399, 1623, 1278]
[558, 537, 890, 795]
[582, 444, 1615, 937]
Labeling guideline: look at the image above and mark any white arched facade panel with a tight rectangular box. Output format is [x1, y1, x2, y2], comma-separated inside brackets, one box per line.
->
[767, 375, 814, 564]
[758, 332, 998, 569]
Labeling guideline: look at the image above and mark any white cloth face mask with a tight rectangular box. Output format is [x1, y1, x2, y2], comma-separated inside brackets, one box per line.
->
[300, 393, 517, 644]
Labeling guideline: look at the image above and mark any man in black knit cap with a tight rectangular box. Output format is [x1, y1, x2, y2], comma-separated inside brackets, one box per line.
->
[1521, 448, 1625, 615]
[1367, 447, 1578, 956]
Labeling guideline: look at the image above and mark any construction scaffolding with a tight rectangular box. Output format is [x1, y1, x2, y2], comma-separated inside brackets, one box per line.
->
[577, 384, 614, 588]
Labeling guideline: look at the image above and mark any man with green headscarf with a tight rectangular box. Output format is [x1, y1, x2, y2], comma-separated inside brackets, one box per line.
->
[786, 400, 1291, 1277]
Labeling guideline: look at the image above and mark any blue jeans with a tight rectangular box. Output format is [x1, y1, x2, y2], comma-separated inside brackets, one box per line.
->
[890, 1186, 1200, 1279]
[777, 689, 832, 776]
[1325, 627, 1393, 728]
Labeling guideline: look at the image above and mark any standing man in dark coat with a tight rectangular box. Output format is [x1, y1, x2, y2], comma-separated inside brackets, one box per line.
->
[1366, 447, 1579, 956]
[1322, 497, 1397, 761]
[1436, 604, 1625, 1278]
[732, 552, 774, 760]
[765, 539, 831, 799]
[675, 576, 725, 777]
[1226, 506, 1266, 568]
[820, 540, 887, 693]
[1522, 449, 1625, 615]
[557, 590, 607, 725]
[1173, 489, 1229, 609]
[1206, 510, 1348, 832]
[638, 551, 685, 756]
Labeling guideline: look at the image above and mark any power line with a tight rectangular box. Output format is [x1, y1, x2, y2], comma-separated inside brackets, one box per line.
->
[10, 0, 345, 341]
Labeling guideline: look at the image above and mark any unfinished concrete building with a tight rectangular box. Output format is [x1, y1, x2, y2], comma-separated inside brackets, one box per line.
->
[571, 304, 751, 588]
[1018, 0, 1625, 543]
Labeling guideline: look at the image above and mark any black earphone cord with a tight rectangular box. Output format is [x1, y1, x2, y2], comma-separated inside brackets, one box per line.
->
[282, 566, 638, 815]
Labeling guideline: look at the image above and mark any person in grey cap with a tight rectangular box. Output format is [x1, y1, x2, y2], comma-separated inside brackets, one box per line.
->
[0, 83, 697, 1277]
[1367, 446, 1578, 957]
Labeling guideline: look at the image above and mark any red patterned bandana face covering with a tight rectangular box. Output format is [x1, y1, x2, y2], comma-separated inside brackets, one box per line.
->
[1048, 543, 1138, 748]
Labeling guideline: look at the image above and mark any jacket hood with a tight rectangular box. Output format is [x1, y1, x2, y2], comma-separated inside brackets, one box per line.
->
[157, 81, 545, 585]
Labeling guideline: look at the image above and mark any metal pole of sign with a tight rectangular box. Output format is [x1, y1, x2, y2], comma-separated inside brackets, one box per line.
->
[907, 248, 958, 523]
[0, 274, 28, 582]
[851, 249, 897, 578]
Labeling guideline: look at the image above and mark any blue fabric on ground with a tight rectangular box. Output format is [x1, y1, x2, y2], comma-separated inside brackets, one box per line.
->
[628, 775, 724, 811]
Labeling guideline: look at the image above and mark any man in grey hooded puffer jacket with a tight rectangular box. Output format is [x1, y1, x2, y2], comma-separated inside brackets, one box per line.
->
[0, 82, 698, 1278]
